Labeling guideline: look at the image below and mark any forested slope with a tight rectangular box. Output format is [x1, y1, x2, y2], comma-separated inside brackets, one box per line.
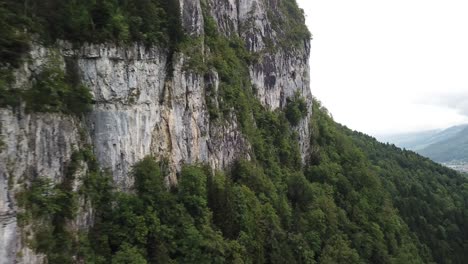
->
[346, 129, 468, 263]
[310, 101, 468, 263]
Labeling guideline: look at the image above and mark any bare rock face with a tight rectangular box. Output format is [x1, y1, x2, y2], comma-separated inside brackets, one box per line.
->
[78, 43, 168, 187]
[180, 0, 204, 37]
[0, 46, 84, 264]
[78, 44, 250, 187]
[208, 0, 312, 161]
[0, 0, 311, 263]
[0, 112, 82, 264]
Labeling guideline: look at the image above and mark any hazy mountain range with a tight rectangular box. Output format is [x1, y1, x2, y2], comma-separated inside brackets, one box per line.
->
[378, 124, 468, 168]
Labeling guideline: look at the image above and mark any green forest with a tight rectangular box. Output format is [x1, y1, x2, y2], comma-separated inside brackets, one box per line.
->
[2, 0, 467, 263]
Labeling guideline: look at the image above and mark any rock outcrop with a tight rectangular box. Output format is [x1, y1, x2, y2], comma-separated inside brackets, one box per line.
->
[0, 0, 311, 263]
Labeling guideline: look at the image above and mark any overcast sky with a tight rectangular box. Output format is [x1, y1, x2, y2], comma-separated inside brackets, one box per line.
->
[296, 0, 468, 136]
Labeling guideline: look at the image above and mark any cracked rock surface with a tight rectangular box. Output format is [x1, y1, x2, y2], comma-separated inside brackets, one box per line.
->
[0, 1, 311, 263]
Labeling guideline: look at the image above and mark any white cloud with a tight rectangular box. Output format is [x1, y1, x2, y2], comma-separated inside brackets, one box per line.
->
[297, 0, 468, 135]
[418, 91, 468, 116]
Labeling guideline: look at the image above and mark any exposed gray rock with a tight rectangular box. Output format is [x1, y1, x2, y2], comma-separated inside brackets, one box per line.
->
[0, 0, 311, 262]
[0, 45, 83, 264]
[251, 47, 312, 162]
[207, 0, 312, 160]
[0, 108, 82, 264]
[180, 0, 204, 37]
[77, 43, 168, 186]
[0, 213, 16, 264]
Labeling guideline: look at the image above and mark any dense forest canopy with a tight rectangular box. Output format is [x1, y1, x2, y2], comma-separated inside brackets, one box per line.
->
[1, 0, 467, 263]
[0, 0, 182, 48]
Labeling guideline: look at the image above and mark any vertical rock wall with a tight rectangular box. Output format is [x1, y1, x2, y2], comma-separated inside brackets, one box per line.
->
[207, 0, 312, 161]
[0, 0, 311, 263]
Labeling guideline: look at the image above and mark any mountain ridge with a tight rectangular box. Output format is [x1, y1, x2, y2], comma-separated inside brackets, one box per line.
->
[378, 124, 468, 164]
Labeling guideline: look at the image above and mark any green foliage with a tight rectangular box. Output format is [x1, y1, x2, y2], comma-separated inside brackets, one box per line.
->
[17, 178, 70, 219]
[0, 69, 22, 108]
[0, 1, 30, 67]
[31, 98, 467, 264]
[76, 134, 458, 264]
[132, 156, 167, 198]
[24, 58, 93, 115]
[344, 117, 468, 264]
[178, 37, 208, 74]
[200, 4, 303, 172]
[285, 92, 308, 126]
[76, 124, 453, 263]
[312, 99, 468, 263]
[0, 0, 183, 46]
[178, 166, 209, 220]
[1, 53, 92, 114]
[319, 235, 361, 264]
[268, 0, 311, 48]
[16, 149, 93, 263]
[79, 158, 232, 263]
[112, 243, 147, 264]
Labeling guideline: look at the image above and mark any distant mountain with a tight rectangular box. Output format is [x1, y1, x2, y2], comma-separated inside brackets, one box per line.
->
[378, 124, 468, 163]
[419, 126, 468, 162]
[378, 129, 442, 150]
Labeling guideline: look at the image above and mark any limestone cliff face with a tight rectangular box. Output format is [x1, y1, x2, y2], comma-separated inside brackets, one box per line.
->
[208, 0, 312, 161]
[0, 0, 311, 263]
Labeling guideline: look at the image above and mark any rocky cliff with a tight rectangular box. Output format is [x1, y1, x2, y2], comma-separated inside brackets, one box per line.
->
[0, 0, 311, 263]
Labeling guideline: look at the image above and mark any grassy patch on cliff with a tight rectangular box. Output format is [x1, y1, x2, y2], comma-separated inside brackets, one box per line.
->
[0, 57, 93, 116]
[269, 0, 311, 48]
[24, 57, 93, 115]
[285, 91, 308, 126]
[16, 148, 98, 264]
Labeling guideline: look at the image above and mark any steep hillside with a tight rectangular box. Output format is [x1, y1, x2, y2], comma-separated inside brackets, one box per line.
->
[0, 0, 467, 264]
[342, 117, 468, 264]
